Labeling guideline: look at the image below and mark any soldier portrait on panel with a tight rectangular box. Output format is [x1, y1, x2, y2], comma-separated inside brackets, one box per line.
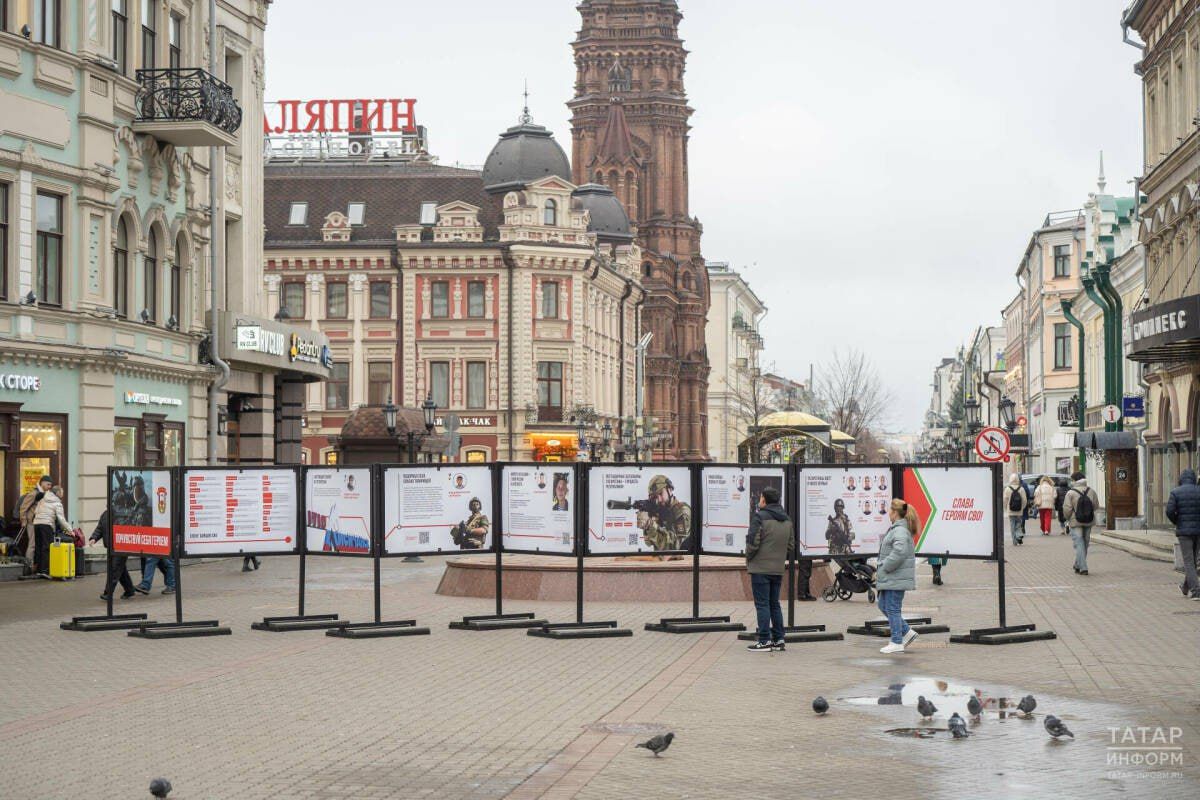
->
[637, 474, 692, 551]
[128, 475, 152, 527]
[454, 474, 466, 490]
[450, 497, 489, 549]
[863, 476, 872, 492]
[825, 498, 855, 555]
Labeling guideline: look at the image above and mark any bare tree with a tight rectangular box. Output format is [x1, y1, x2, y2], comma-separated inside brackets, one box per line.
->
[728, 366, 774, 463]
[814, 349, 894, 440]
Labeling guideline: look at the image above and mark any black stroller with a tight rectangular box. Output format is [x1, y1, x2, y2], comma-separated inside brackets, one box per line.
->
[822, 557, 876, 603]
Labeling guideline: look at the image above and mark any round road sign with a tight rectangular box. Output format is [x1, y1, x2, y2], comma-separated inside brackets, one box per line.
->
[1015, 415, 1027, 428]
[974, 426, 1011, 463]
[1102, 404, 1122, 424]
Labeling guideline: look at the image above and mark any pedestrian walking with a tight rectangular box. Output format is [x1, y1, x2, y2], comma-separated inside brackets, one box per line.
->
[1034, 476, 1056, 536]
[29, 476, 73, 578]
[877, 498, 919, 654]
[242, 555, 261, 572]
[1055, 480, 1069, 534]
[1165, 468, 1200, 600]
[89, 510, 144, 601]
[1003, 473, 1027, 546]
[1062, 471, 1099, 575]
[745, 486, 795, 652]
[927, 556, 946, 586]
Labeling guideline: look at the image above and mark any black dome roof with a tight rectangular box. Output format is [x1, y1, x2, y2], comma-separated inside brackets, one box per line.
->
[482, 119, 571, 194]
[573, 183, 634, 243]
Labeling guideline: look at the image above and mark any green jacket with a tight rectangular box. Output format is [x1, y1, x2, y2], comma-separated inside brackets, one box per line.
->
[876, 520, 916, 591]
[746, 504, 795, 575]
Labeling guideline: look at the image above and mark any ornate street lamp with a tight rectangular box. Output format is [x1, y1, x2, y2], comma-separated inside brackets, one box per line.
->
[998, 395, 1016, 432]
[382, 395, 398, 437]
[574, 416, 589, 461]
[601, 421, 613, 461]
[965, 394, 981, 429]
[422, 393, 437, 434]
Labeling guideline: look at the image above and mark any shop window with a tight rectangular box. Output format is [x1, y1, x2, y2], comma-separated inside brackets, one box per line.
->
[141, 0, 156, 70]
[323, 449, 339, 465]
[115, 415, 181, 466]
[163, 426, 182, 466]
[431, 280, 449, 318]
[281, 281, 305, 319]
[114, 423, 137, 466]
[430, 361, 449, 408]
[465, 450, 487, 463]
[537, 361, 563, 421]
[326, 362, 349, 409]
[369, 281, 391, 318]
[368, 362, 392, 406]
[466, 362, 486, 409]
[541, 281, 559, 319]
[326, 281, 347, 318]
[36, 192, 63, 307]
[112, 0, 128, 73]
[467, 280, 485, 318]
[0, 182, 8, 301]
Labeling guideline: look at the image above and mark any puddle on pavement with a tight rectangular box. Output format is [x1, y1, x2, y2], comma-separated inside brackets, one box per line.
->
[840, 677, 1045, 721]
[886, 727, 943, 738]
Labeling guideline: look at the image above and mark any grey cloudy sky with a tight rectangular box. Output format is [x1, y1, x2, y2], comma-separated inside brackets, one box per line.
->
[264, 0, 1142, 432]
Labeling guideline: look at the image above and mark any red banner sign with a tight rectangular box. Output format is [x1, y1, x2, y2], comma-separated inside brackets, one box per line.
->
[264, 98, 418, 135]
[112, 526, 172, 556]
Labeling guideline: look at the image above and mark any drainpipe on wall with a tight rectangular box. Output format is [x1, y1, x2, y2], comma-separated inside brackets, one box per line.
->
[1094, 264, 1125, 431]
[1081, 270, 1114, 431]
[617, 278, 632, 424]
[1061, 299, 1087, 470]
[205, 0, 230, 465]
[501, 245, 515, 460]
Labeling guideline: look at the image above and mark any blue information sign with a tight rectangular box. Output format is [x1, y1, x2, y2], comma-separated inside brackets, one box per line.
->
[1122, 396, 1145, 418]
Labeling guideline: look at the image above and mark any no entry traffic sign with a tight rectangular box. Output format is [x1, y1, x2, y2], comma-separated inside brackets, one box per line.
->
[974, 426, 1011, 463]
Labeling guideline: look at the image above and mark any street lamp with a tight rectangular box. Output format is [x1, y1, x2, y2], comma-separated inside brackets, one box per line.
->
[965, 395, 981, 429]
[601, 421, 613, 461]
[382, 395, 398, 438]
[422, 393, 437, 434]
[998, 395, 1016, 432]
[574, 416, 588, 461]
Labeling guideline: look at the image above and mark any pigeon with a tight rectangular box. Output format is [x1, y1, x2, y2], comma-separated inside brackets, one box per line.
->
[948, 712, 971, 739]
[812, 696, 829, 715]
[636, 732, 675, 757]
[917, 695, 938, 720]
[1044, 715, 1074, 739]
[149, 778, 172, 798]
[1017, 695, 1037, 718]
[967, 695, 983, 720]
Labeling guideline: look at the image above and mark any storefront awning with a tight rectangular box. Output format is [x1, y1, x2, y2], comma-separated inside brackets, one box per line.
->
[1075, 431, 1137, 450]
[1128, 293, 1200, 363]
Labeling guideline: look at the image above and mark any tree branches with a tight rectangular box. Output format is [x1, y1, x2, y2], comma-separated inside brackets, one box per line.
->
[814, 348, 894, 439]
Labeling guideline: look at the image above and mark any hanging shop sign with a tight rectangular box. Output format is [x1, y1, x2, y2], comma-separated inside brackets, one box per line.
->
[0, 373, 42, 391]
[236, 325, 286, 356]
[289, 333, 334, 368]
[1129, 293, 1200, 362]
[218, 312, 331, 380]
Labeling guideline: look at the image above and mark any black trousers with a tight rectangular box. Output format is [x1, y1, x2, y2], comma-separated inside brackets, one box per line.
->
[33, 524, 55, 574]
[104, 554, 135, 596]
[797, 558, 813, 597]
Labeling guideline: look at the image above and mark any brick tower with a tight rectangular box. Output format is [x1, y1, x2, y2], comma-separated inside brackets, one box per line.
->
[569, 0, 709, 460]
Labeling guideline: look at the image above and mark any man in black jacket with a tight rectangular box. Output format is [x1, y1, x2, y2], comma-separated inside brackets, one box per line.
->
[746, 487, 795, 652]
[1166, 468, 1200, 600]
[89, 510, 144, 601]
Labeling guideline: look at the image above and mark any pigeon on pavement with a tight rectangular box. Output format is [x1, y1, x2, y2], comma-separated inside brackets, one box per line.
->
[917, 695, 938, 720]
[1017, 695, 1037, 717]
[1044, 715, 1074, 739]
[967, 695, 983, 721]
[149, 778, 172, 798]
[636, 732, 675, 756]
[948, 712, 971, 739]
[812, 696, 829, 715]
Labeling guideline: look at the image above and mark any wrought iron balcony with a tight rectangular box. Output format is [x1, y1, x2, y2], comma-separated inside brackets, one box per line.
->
[133, 68, 242, 147]
[1057, 395, 1080, 428]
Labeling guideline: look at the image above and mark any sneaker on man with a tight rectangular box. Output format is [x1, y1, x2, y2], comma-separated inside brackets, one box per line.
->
[771, 640, 786, 652]
[1182, 582, 1189, 597]
[746, 641, 774, 652]
[1191, 591, 1200, 601]
[161, 586, 176, 595]
[902, 628, 919, 647]
[879, 642, 905, 654]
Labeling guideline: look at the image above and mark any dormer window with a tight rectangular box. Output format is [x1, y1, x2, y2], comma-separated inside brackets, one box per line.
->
[419, 201, 437, 225]
[288, 202, 307, 225]
[544, 199, 557, 226]
[347, 202, 365, 226]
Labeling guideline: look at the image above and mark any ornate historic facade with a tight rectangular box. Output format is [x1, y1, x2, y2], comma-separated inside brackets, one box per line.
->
[569, 0, 710, 459]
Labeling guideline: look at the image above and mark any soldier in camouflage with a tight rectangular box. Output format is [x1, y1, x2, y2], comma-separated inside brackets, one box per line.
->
[454, 497, 490, 549]
[637, 475, 693, 551]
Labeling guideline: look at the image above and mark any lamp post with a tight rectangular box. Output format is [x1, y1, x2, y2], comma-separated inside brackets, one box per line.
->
[601, 421, 612, 462]
[421, 393, 437, 463]
[621, 416, 635, 463]
[998, 395, 1016, 432]
[574, 416, 589, 461]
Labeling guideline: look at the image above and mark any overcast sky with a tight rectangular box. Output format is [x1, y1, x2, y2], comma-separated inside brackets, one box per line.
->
[264, 0, 1143, 432]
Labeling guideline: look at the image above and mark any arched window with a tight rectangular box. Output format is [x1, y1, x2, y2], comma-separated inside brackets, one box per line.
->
[643, 262, 653, 278]
[113, 217, 129, 318]
[170, 235, 184, 328]
[144, 228, 158, 323]
[543, 198, 557, 226]
[682, 272, 694, 292]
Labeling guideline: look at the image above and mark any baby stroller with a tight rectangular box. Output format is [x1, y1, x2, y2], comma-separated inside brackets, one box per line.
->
[822, 557, 876, 603]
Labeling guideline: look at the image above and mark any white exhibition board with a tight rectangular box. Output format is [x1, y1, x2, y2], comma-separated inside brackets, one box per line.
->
[797, 466, 890, 555]
[182, 468, 299, 555]
[501, 466, 574, 553]
[902, 466, 996, 557]
[700, 466, 785, 555]
[305, 467, 373, 555]
[586, 465, 693, 553]
[382, 466, 493, 554]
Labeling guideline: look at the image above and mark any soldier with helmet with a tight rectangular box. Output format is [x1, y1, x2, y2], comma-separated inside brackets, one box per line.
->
[451, 497, 490, 549]
[638, 475, 693, 551]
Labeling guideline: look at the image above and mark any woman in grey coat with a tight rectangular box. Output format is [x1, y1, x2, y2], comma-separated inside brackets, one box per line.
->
[876, 498, 918, 654]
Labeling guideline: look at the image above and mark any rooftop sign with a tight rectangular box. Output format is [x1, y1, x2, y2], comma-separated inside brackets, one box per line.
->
[263, 99, 427, 161]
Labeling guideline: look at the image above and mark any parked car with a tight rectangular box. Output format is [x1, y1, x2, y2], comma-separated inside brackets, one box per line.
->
[1019, 473, 1072, 519]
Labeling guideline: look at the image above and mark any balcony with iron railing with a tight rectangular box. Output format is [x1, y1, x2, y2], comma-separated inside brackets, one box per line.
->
[133, 68, 242, 147]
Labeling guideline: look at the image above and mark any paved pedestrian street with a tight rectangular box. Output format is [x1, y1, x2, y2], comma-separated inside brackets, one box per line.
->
[2, 524, 1197, 799]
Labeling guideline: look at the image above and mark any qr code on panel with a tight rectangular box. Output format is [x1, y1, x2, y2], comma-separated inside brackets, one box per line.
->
[419, 531, 429, 544]
[561, 532, 571, 545]
[628, 533, 639, 546]
[725, 533, 733, 546]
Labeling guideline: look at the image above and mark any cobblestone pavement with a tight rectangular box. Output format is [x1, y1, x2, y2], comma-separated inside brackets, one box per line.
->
[2, 520, 1198, 799]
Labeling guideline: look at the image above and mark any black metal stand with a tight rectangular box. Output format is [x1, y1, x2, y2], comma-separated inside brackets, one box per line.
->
[846, 614, 950, 637]
[645, 548, 745, 633]
[949, 499, 1057, 644]
[128, 553, 231, 639]
[252, 553, 344, 631]
[529, 552, 630, 639]
[61, 545, 154, 632]
[327, 546, 429, 639]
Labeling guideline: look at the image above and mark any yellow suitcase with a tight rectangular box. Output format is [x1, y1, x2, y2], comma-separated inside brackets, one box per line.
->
[49, 541, 75, 580]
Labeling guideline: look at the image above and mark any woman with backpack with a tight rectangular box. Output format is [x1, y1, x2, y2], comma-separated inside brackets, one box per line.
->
[1062, 471, 1099, 575]
[1003, 473, 1027, 546]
